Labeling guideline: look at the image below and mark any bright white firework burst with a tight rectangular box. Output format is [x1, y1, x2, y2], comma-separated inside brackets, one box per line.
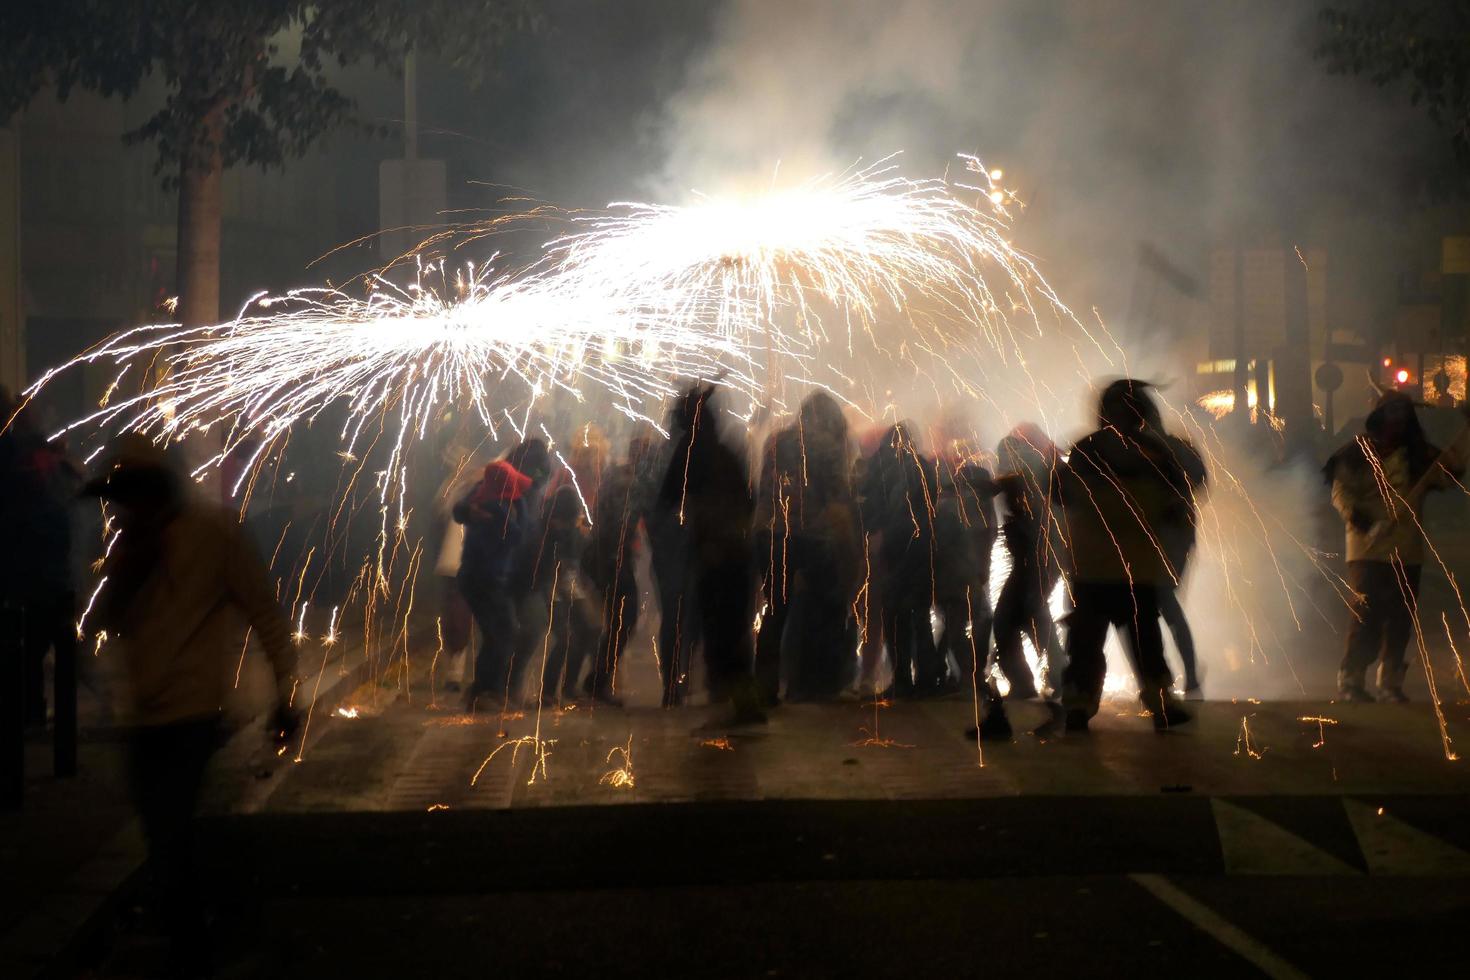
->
[28, 154, 1074, 483]
[545, 154, 1072, 365]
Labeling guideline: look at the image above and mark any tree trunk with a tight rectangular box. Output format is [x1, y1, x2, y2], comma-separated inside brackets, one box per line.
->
[175, 138, 222, 330]
[174, 106, 225, 496]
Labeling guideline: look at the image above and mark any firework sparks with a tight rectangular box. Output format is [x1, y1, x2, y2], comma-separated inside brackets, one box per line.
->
[546, 155, 1072, 371]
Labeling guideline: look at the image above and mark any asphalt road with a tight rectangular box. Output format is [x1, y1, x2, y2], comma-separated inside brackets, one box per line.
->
[71, 686, 1470, 979]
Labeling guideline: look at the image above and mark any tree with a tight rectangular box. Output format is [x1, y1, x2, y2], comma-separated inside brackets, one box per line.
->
[0, 2, 538, 330]
[1318, 2, 1470, 168]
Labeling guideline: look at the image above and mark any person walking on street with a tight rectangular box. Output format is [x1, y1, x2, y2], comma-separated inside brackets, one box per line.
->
[1326, 389, 1464, 702]
[84, 436, 299, 973]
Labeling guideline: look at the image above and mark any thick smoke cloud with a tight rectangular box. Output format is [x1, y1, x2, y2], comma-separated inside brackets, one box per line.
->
[657, 0, 1447, 333]
[651, 0, 1460, 697]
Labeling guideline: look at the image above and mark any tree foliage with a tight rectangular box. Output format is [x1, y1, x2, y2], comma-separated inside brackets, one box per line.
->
[1319, 1, 1470, 165]
[0, 1, 540, 182]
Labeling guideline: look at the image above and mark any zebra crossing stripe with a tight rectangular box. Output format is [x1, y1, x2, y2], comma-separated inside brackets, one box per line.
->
[1343, 798, 1470, 876]
[1211, 799, 1359, 876]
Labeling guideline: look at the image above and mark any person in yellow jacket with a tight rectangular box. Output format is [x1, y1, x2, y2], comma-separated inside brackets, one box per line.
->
[84, 436, 299, 971]
[1325, 390, 1464, 702]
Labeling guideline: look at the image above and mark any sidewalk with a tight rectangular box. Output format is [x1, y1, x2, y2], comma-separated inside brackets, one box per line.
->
[0, 636, 372, 980]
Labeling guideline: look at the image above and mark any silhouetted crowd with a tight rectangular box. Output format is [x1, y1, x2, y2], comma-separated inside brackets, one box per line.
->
[438, 378, 1218, 735]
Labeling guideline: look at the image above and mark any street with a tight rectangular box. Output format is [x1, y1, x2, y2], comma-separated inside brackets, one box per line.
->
[72, 679, 1465, 977]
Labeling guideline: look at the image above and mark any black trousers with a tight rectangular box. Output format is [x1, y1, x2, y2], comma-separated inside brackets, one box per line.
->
[129, 716, 222, 963]
[754, 561, 789, 704]
[1157, 587, 1198, 690]
[1061, 581, 1170, 717]
[652, 561, 699, 707]
[699, 556, 755, 701]
[882, 581, 942, 696]
[459, 575, 518, 698]
[21, 591, 77, 725]
[587, 567, 639, 698]
[937, 587, 992, 684]
[992, 562, 1062, 696]
[1341, 560, 1422, 686]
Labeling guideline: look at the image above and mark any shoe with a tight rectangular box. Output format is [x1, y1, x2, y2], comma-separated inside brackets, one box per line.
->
[1377, 687, 1409, 704]
[1182, 684, 1204, 702]
[1338, 685, 1375, 704]
[1151, 704, 1192, 731]
[968, 708, 1013, 741]
[1064, 708, 1091, 733]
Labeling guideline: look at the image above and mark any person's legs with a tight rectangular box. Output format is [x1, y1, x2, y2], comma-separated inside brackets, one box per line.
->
[1157, 587, 1199, 692]
[1378, 563, 1422, 700]
[881, 588, 913, 697]
[590, 569, 637, 702]
[937, 594, 974, 681]
[755, 566, 790, 704]
[1119, 586, 1171, 707]
[130, 717, 221, 970]
[508, 591, 550, 701]
[21, 598, 50, 726]
[662, 589, 697, 707]
[907, 586, 945, 694]
[699, 557, 761, 718]
[461, 579, 517, 702]
[1340, 561, 1388, 698]
[1060, 582, 1112, 725]
[993, 567, 1040, 697]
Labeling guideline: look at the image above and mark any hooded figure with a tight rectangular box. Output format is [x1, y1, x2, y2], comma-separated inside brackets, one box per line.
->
[859, 422, 948, 697]
[1324, 389, 1464, 701]
[1054, 380, 1201, 732]
[454, 456, 534, 706]
[753, 392, 861, 703]
[656, 384, 763, 722]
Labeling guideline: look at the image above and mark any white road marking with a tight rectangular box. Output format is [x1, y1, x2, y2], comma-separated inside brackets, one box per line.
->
[1130, 872, 1311, 980]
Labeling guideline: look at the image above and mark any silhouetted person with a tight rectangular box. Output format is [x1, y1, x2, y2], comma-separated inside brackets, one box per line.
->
[0, 398, 79, 729]
[753, 425, 799, 704]
[990, 424, 1065, 700]
[1326, 389, 1464, 702]
[658, 384, 764, 723]
[582, 436, 651, 705]
[1154, 418, 1208, 699]
[860, 422, 946, 698]
[516, 441, 601, 704]
[933, 444, 999, 688]
[454, 450, 534, 709]
[644, 429, 699, 707]
[433, 447, 484, 694]
[1055, 380, 1198, 733]
[84, 436, 298, 973]
[754, 393, 861, 702]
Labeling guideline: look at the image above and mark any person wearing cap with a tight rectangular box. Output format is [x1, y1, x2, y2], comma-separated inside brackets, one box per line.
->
[84, 434, 299, 970]
[1324, 389, 1465, 702]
